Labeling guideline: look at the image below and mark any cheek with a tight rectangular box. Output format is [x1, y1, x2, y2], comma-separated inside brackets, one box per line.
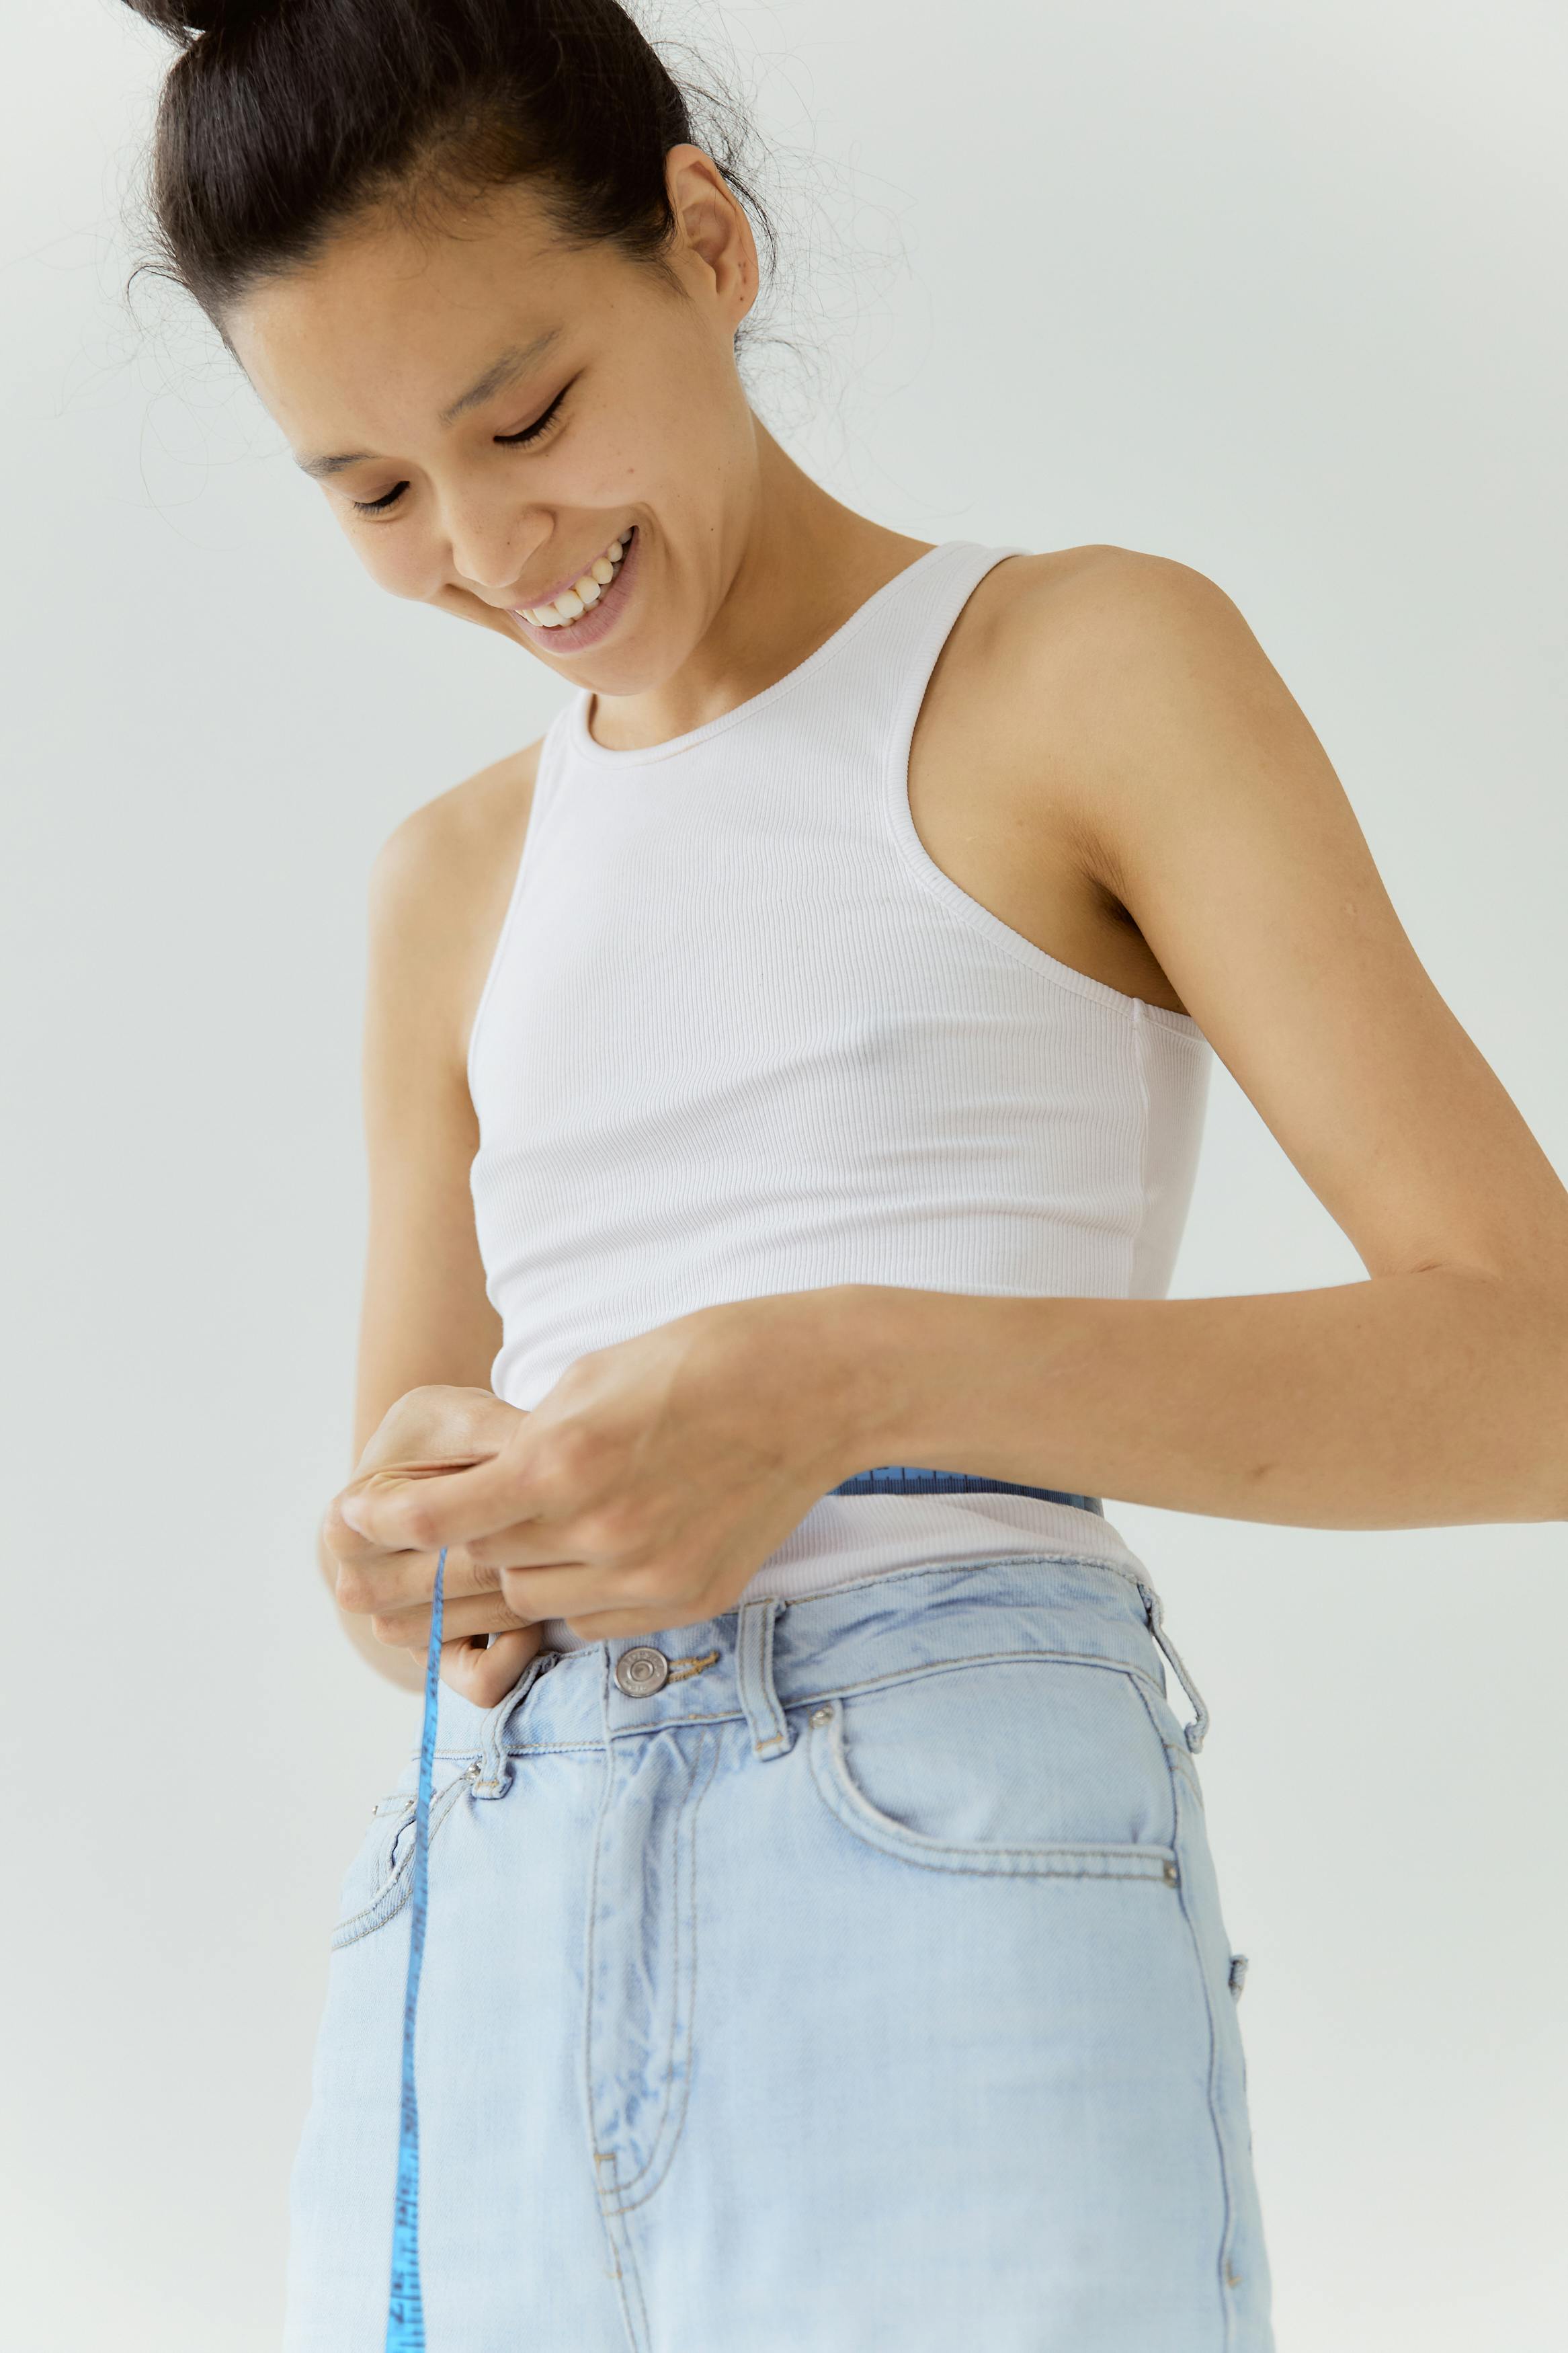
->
[340, 517, 443, 602]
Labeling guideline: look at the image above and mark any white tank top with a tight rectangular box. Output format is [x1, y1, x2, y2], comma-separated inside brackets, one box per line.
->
[467, 542, 1212, 1652]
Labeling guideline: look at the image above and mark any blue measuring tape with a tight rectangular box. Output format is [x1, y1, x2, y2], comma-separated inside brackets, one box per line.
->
[831, 1466, 1104, 1512]
[384, 1546, 446, 2351]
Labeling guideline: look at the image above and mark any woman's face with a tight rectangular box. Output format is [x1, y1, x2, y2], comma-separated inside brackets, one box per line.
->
[226, 151, 761, 696]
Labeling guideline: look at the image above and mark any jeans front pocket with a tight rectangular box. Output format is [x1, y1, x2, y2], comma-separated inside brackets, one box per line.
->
[803, 1652, 1180, 1884]
[329, 1763, 478, 1950]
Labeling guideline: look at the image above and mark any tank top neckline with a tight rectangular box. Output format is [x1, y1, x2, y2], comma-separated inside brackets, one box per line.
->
[567, 539, 977, 772]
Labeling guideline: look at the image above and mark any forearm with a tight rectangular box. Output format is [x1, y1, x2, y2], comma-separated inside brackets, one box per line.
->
[316, 1524, 425, 1693]
[822, 1269, 1568, 1529]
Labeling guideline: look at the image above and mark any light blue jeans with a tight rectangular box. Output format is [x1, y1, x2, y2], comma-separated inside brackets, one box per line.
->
[284, 1552, 1273, 2350]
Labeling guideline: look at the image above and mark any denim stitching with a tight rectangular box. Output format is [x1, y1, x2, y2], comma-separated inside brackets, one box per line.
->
[806, 1695, 1180, 1880]
[766, 1547, 1159, 1617]
[581, 1654, 646, 2342]
[1166, 1756, 1240, 2348]
[591, 2152, 647, 2353]
[328, 1769, 474, 1950]
[665, 1649, 720, 1681]
[745, 1597, 788, 1755]
[595, 1727, 710, 2204]
[602, 1727, 720, 2214]
[1128, 1674, 1204, 1826]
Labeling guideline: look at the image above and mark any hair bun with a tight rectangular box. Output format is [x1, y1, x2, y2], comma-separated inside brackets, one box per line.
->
[122, 0, 272, 40]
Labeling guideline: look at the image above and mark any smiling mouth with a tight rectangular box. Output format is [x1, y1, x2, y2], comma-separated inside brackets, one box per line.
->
[509, 528, 632, 630]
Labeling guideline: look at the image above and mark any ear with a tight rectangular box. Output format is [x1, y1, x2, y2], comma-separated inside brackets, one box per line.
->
[663, 144, 759, 329]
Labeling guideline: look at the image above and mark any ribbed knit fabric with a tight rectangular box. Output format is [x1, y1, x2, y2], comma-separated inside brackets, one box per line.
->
[467, 543, 1212, 1652]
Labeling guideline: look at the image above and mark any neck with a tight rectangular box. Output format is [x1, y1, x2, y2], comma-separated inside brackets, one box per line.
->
[588, 420, 933, 750]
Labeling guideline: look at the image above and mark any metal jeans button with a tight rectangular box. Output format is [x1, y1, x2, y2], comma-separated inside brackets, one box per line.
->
[614, 1645, 671, 1697]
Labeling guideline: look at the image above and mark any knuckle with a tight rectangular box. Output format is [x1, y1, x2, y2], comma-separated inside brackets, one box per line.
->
[537, 1421, 597, 1487]
[400, 1502, 440, 1552]
[322, 1501, 369, 1558]
[622, 1559, 675, 1603]
[334, 1565, 375, 1613]
[372, 1390, 430, 1448]
[577, 1501, 638, 1557]
[496, 1574, 540, 1622]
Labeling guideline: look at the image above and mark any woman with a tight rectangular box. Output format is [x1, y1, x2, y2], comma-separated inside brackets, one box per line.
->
[123, 3, 1568, 2348]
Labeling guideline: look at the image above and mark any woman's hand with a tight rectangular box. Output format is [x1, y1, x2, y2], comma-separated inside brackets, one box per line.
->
[336, 1293, 877, 1647]
[324, 1384, 546, 1707]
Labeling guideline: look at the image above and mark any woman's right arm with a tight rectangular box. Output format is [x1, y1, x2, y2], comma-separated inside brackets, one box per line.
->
[318, 741, 542, 1691]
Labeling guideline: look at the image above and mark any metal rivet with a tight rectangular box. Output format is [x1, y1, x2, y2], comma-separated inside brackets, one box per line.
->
[1163, 1861, 1179, 1886]
[614, 1645, 671, 1698]
[810, 1705, 832, 1726]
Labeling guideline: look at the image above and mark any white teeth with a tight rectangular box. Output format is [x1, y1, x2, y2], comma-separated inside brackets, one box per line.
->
[521, 530, 630, 633]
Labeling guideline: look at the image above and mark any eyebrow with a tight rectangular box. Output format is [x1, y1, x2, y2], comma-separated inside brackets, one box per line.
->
[293, 329, 563, 479]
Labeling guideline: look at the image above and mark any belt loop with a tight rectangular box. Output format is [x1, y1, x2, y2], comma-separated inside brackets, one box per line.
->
[1141, 1583, 1210, 1755]
[736, 1595, 794, 1760]
[473, 1646, 559, 1796]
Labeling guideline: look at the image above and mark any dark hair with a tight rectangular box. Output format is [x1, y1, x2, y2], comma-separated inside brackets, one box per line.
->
[122, 0, 774, 335]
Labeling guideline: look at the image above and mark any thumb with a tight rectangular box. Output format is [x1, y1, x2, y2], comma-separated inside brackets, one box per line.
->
[438, 1626, 543, 1707]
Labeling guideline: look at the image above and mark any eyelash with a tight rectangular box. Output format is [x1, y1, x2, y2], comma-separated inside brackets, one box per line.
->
[349, 385, 572, 516]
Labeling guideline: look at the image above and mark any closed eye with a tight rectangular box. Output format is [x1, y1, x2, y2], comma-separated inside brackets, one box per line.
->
[494, 382, 572, 452]
[349, 383, 575, 517]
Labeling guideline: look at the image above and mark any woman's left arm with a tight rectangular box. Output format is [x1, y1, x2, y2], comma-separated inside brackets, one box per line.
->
[843, 552, 1568, 1529]
[339, 555, 1568, 1646]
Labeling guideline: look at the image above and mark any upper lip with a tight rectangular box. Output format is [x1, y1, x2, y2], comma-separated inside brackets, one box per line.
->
[503, 528, 633, 616]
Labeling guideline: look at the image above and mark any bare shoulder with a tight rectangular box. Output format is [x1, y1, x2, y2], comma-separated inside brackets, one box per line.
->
[366, 736, 544, 1068]
[953, 541, 1309, 878]
[964, 541, 1262, 717]
[370, 736, 542, 920]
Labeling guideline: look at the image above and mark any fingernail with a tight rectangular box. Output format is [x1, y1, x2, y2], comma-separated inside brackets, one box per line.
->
[339, 1499, 368, 1536]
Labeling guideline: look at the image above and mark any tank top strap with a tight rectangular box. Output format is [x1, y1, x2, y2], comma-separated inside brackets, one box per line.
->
[839, 539, 1028, 746]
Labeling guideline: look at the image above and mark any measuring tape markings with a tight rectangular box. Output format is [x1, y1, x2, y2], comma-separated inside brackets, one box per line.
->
[384, 1546, 446, 2351]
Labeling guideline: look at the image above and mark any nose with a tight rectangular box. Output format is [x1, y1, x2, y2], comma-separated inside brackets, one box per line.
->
[445, 492, 548, 602]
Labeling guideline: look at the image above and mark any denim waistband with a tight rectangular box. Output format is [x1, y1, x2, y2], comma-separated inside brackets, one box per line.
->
[423, 1550, 1210, 1783]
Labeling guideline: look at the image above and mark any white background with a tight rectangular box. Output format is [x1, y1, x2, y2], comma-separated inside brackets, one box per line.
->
[3, 2, 1565, 2344]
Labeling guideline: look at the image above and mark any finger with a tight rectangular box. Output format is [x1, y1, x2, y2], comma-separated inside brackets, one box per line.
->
[321, 1490, 389, 1566]
[465, 1519, 620, 1572]
[438, 1628, 542, 1708]
[325, 1480, 501, 1575]
[338, 1450, 552, 1554]
[332, 1543, 501, 1618]
[370, 1592, 538, 1649]
[332, 1459, 496, 1560]
[495, 1560, 670, 1623]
